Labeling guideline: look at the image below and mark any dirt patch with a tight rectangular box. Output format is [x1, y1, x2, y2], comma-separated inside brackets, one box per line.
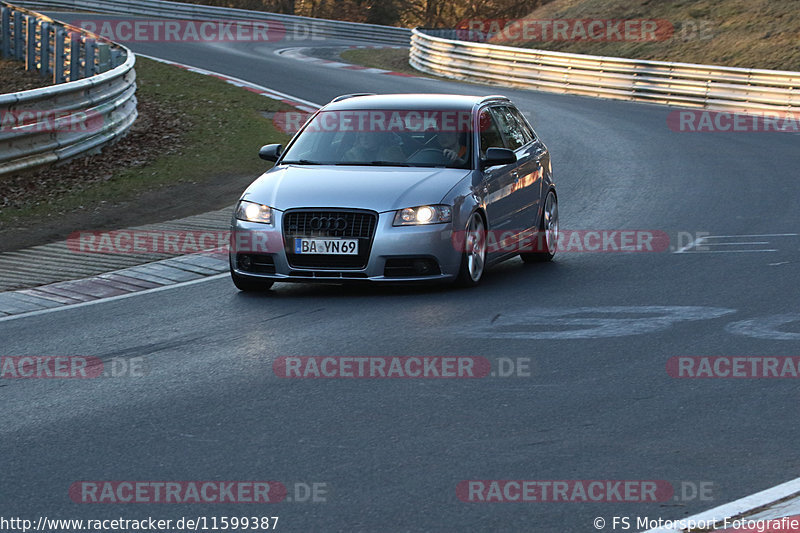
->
[0, 59, 53, 92]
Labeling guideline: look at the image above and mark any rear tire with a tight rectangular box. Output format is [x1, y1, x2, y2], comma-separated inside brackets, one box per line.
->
[521, 189, 558, 263]
[231, 270, 274, 292]
[454, 212, 487, 287]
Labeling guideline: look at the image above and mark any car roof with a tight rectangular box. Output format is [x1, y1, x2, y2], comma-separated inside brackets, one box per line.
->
[323, 93, 509, 111]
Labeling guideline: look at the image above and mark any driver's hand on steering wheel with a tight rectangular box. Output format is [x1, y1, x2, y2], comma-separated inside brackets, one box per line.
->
[443, 148, 459, 162]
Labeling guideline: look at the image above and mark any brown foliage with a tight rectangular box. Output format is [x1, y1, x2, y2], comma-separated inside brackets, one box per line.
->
[177, 0, 554, 27]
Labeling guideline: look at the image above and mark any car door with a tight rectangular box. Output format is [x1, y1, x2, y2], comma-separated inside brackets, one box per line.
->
[476, 107, 521, 254]
[491, 105, 544, 237]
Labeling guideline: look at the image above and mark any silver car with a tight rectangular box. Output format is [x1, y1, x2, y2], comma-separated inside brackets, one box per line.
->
[229, 93, 557, 290]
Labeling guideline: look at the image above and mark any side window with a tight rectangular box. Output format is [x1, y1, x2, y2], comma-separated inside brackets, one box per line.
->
[509, 106, 536, 144]
[478, 109, 505, 157]
[491, 106, 527, 150]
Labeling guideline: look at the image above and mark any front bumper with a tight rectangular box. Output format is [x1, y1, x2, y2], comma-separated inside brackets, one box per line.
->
[229, 210, 462, 283]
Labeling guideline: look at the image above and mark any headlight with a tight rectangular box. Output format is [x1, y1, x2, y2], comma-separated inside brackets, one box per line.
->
[393, 205, 452, 226]
[236, 200, 274, 225]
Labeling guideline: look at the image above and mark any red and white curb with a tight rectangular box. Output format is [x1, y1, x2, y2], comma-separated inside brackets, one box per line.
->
[275, 45, 419, 78]
[0, 248, 230, 321]
[139, 54, 321, 112]
[643, 477, 800, 532]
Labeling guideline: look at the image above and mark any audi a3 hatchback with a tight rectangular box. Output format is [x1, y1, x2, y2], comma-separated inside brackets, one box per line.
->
[229, 93, 557, 290]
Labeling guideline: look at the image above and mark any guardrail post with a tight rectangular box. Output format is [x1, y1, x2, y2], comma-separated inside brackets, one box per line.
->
[110, 47, 123, 68]
[96, 42, 110, 72]
[40, 21, 51, 78]
[54, 26, 65, 83]
[1, 7, 10, 58]
[25, 14, 36, 71]
[69, 30, 80, 81]
[84, 37, 95, 76]
[13, 10, 23, 60]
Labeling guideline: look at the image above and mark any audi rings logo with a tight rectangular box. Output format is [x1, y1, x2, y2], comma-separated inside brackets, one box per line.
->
[309, 217, 347, 231]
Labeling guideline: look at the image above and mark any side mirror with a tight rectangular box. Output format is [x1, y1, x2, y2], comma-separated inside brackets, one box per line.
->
[481, 147, 516, 169]
[259, 144, 283, 162]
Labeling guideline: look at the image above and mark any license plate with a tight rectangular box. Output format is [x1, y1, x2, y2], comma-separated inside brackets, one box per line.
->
[294, 238, 358, 255]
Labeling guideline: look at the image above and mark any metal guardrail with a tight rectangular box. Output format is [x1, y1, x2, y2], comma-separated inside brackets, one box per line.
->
[0, 2, 137, 176]
[411, 28, 800, 117]
[12, 0, 412, 46]
[1, 2, 126, 82]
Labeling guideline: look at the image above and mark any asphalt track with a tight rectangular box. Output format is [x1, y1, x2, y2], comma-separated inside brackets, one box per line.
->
[1, 14, 799, 533]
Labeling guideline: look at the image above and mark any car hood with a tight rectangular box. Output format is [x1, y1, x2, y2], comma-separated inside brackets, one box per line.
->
[241, 165, 471, 213]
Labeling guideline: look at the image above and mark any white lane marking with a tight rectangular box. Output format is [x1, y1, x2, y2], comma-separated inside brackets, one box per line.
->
[702, 241, 770, 245]
[676, 233, 799, 254]
[687, 249, 778, 253]
[674, 240, 701, 254]
[726, 313, 800, 340]
[467, 306, 736, 340]
[0, 274, 228, 323]
[643, 477, 800, 532]
[704, 233, 799, 238]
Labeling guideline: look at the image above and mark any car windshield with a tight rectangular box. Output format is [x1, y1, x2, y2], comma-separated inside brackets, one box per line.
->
[280, 109, 474, 169]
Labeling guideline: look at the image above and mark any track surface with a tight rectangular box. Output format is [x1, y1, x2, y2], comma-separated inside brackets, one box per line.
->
[2, 16, 799, 532]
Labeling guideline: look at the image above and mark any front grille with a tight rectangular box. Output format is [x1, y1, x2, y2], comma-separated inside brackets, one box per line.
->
[284, 209, 377, 269]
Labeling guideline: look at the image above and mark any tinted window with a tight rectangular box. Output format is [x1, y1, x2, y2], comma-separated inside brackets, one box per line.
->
[491, 106, 527, 150]
[508, 106, 536, 144]
[478, 108, 505, 157]
[280, 109, 473, 169]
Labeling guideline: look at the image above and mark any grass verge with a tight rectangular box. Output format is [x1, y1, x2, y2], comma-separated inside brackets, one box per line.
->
[339, 48, 419, 76]
[0, 56, 292, 251]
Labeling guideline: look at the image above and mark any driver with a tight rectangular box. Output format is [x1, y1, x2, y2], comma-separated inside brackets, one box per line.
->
[344, 131, 404, 163]
[438, 130, 468, 163]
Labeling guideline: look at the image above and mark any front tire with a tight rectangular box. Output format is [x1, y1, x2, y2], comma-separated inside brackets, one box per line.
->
[521, 189, 558, 263]
[454, 212, 487, 287]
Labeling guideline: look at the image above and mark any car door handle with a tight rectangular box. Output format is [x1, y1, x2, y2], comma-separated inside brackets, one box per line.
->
[511, 170, 519, 181]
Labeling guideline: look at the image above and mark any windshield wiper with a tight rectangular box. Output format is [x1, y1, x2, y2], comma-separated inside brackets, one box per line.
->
[280, 159, 326, 165]
[333, 161, 413, 167]
[369, 161, 413, 167]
